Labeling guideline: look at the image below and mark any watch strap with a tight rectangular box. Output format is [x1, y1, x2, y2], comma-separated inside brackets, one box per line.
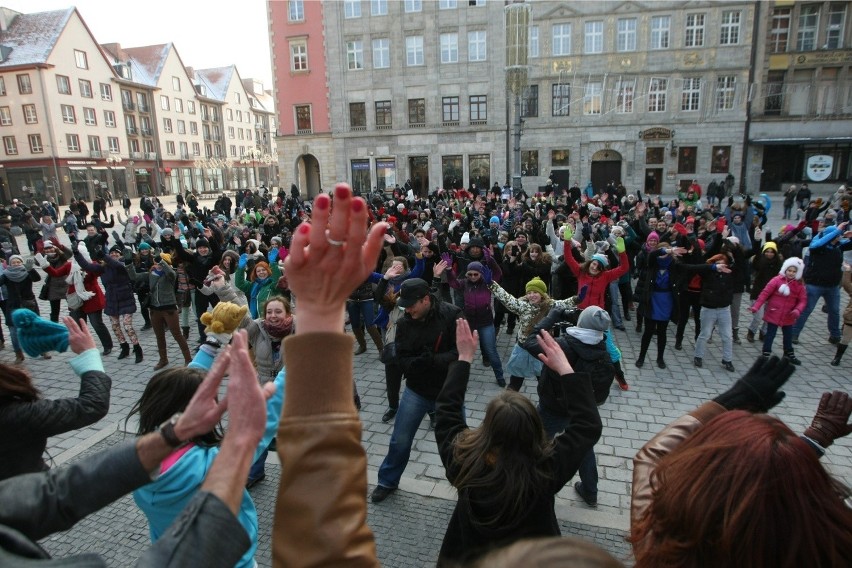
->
[159, 412, 185, 447]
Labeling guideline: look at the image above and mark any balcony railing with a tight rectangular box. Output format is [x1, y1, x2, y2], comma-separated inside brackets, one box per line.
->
[180, 152, 190, 159]
[141, 128, 152, 136]
[376, 124, 392, 130]
[126, 126, 138, 135]
[138, 104, 150, 113]
[130, 151, 143, 159]
[408, 122, 426, 128]
[296, 128, 312, 135]
[350, 125, 366, 131]
[90, 150, 102, 158]
[203, 133, 211, 140]
[212, 135, 221, 141]
[145, 152, 158, 160]
[122, 101, 135, 111]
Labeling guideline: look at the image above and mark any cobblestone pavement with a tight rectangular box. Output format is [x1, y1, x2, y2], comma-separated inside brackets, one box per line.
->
[3, 191, 850, 565]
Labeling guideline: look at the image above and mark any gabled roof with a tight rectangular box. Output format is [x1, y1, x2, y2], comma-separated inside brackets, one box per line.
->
[122, 43, 171, 86]
[0, 8, 72, 68]
[195, 65, 235, 102]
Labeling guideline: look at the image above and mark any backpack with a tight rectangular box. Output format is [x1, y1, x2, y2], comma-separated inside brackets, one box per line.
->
[537, 338, 615, 415]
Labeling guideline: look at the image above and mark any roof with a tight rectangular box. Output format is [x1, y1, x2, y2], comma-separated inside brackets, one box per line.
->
[195, 65, 235, 102]
[122, 43, 171, 86]
[0, 8, 72, 68]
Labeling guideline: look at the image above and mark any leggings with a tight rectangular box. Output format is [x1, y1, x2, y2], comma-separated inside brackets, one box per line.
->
[109, 313, 138, 345]
[49, 299, 62, 323]
[639, 320, 669, 361]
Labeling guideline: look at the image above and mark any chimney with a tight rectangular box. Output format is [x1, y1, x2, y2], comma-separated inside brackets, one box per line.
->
[0, 8, 21, 32]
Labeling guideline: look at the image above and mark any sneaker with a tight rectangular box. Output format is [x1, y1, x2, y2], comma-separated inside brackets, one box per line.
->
[615, 375, 629, 391]
[722, 361, 735, 372]
[574, 482, 598, 507]
[829, 336, 842, 345]
[371, 485, 396, 503]
[381, 407, 398, 423]
[693, 357, 703, 368]
[615, 325, 627, 332]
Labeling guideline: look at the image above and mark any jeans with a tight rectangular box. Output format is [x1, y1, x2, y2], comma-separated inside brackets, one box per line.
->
[538, 404, 597, 495]
[747, 305, 768, 335]
[347, 300, 375, 329]
[608, 281, 623, 328]
[762, 323, 793, 354]
[476, 324, 503, 381]
[248, 440, 272, 481]
[377, 388, 436, 489]
[793, 284, 841, 339]
[694, 306, 734, 362]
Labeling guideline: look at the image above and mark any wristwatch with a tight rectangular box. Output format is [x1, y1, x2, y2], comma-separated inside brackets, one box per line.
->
[158, 412, 186, 448]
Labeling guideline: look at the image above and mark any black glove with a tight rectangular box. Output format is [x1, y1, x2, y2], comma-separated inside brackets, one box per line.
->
[713, 356, 795, 412]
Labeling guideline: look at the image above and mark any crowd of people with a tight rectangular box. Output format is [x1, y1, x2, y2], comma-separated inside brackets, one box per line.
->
[0, 180, 851, 566]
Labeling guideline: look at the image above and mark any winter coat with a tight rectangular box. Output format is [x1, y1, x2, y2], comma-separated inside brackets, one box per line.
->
[752, 274, 807, 327]
[244, 319, 293, 381]
[842, 271, 852, 326]
[0, 268, 40, 311]
[128, 261, 178, 309]
[563, 249, 629, 309]
[488, 282, 577, 343]
[69, 270, 106, 314]
[74, 251, 136, 316]
[447, 271, 499, 330]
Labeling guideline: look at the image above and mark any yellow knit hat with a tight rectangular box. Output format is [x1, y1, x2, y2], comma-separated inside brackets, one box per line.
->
[762, 242, 777, 253]
[525, 277, 548, 296]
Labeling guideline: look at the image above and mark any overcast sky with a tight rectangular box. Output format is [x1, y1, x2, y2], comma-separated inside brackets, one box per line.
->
[7, 0, 274, 88]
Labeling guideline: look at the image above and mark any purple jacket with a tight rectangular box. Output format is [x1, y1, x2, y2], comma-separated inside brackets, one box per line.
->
[447, 262, 502, 329]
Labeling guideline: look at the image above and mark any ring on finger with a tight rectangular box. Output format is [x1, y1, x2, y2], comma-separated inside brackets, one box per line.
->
[325, 231, 344, 247]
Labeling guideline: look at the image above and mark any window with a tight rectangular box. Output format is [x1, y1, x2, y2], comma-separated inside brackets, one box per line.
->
[522, 85, 538, 117]
[238, 128, 245, 140]
[161, 95, 170, 111]
[678, 147, 697, 174]
[74, 49, 88, 69]
[0, 106, 10, 126]
[125, 115, 137, 133]
[172, 76, 181, 91]
[227, 109, 234, 121]
[163, 118, 173, 132]
[681, 77, 702, 111]
[441, 33, 459, 63]
[716, 76, 736, 110]
[406, 36, 424, 66]
[584, 21, 603, 54]
[764, 70, 785, 115]
[617, 18, 637, 52]
[529, 26, 539, 57]
[166, 141, 175, 156]
[442, 96, 459, 123]
[187, 100, 196, 114]
[650, 16, 671, 49]
[720, 11, 741, 45]
[296, 105, 312, 133]
[121, 89, 133, 110]
[685, 13, 705, 47]
[291, 42, 308, 71]
[137, 92, 149, 112]
[468, 31, 486, 61]
[439, 0, 457, 8]
[469, 154, 490, 189]
[23, 104, 37, 124]
[347, 41, 364, 70]
[371, 0, 387, 16]
[175, 99, 183, 113]
[288, 0, 304, 21]
[646, 147, 664, 165]
[375, 100, 392, 126]
[372, 38, 390, 69]
[83, 107, 97, 126]
[236, 110, 242, 121]
[552, 149, 570, 167]
[56, 75, 71, 95]
[17, 74, 32, 94]
[827, 3, 846, 49]
[797, 5, 820, 51]
[584, 82, 602, 115]
[552, 24, 571, 55]
[344, 0, 361, 18]
[552, 83, 570, 116]
[711, 146, 731, 173]
[108, 137, 120, 153]
[140, 116, 151, 134]
[180, 141, 189, 158]
[469, 95, 486, 122]
[521, 151, 538, 176]
[3, 136, 17, 155]
[648, 78, 667, 112]
[615, 79, 635, 113]
[404, 0, 421, 13]
[408, 98, 425, 125]
[100, 83, 112, 101]
[350, 102, 366, 128]
[442, 155, 462, 189]
[177, 120, 186, 134]
[193, 142, 201, 156]
[61, 104, 76, 124]
[770, 8, 792, 53]
[0, 77, 5, 96]
[29, 134, 44, 153]
[79, 79, 93, 98]
[104, 110, 116, 127]
[66, 134, 80, 152]
[190, 122, 198, 134]
[228, 126, 235, 139]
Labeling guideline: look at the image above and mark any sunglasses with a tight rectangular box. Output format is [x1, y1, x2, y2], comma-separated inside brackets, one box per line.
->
[465, 272, 481, 278]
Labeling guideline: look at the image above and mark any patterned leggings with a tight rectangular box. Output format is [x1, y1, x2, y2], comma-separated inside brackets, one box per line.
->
[110, 314, 138, 345]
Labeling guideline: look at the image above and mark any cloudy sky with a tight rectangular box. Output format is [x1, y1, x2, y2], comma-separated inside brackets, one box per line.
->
[8, 0, 274, 88]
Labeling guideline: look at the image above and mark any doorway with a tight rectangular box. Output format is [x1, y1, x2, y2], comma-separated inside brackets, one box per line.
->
[550, 169, 570, 192]
[590, 150, 622, 192]
[408, 156, 429, 197]
[645, 168, 663, 194]
[296, 154, 322, 198]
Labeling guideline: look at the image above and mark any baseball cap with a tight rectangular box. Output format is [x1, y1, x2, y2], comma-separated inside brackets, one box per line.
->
[397, 278, 430, 308]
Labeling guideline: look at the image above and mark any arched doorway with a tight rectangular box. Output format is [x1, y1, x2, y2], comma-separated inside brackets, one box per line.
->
[295, 154, 321, 198]
[590, 149, 622, 193]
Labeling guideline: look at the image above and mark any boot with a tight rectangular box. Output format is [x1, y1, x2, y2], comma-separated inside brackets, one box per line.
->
[366, 326, 384, 353]
[117, 343, 130, 360]
[746, 330, 755, 343]
[133, 344, 143, 364]
[182, 326, 190, 339]
[352, 328, 368, 355]
[732, 329, 741, 345]
[784, 350, 801, 365]
[14, 350, 24, 364]
[831, 344, 847, 366]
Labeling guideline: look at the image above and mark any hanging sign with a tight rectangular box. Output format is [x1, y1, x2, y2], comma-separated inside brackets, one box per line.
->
[806, 155, 833, 182]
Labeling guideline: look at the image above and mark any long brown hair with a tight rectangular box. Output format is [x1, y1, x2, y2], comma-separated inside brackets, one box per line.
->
[0, 363, 40, 401]
[451, 391, 554, 530]
[523, 244, 552, 266]
[631, 411, 852, 567]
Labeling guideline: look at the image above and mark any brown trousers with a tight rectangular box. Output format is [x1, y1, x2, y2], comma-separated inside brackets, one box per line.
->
[151, 308, 192, 365]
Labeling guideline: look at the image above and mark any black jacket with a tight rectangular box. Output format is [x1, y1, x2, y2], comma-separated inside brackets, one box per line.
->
[683, 263, 734, 308]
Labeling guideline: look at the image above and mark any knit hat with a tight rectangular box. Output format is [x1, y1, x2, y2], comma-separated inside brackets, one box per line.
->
[576, 306, 611, 332]
[196, 238, 210, 248]
[11, 309, 69, 357]
[160, 228, 174, 237]
[8, 254, 24, 265]
[42, 241, 55, 250]
[158, 253, 172, 266]
[762, 241, 777, 253]
[725, 236, 740, 246]
[647, 231, 660, 243]
[525, 277, 547, 296]
[591, 253, 609, 268]
[460, 232, 470, 245]
[468, 237, 485, 250]
[109, 245, 123, 255]
[466, 261, 485, 274]
[489, 216, 500, 224]
[139, 242, 152, 250]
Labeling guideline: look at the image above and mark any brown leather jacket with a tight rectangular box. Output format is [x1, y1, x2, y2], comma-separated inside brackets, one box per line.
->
[630, 401, 726, 557]
[274, 332, 379, 567]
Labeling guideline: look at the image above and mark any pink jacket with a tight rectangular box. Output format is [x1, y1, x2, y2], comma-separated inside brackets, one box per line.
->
[751, 274, 807, 327]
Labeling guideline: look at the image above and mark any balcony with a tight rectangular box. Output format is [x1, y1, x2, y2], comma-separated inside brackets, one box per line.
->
[180, 152, 190, 160]
[408, 122, 426, 129]
[203, 133, 211, 141]
[126, 126, 138, 135]
[212, 134, 221, 141]
[141, 128, 152, 136]
[254, 122, 264, 129]
[442, 121, 459, 127]
[90, 150, 102, 158]
[470, 120, 487, 126]
[145, 152, 158, 160]
[376, 124, 392, 130]
[296, 128, 312, 135]
[130, 151, 143, 159]
[122, 101, 135, 111]
[138, 104, 150, 113]
[350, 125, 366, 132]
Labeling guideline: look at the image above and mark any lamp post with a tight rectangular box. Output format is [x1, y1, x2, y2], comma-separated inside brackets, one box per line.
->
[106, 153, 122, 199]
[504, 4, 531, 196]
[241, 147, 265, 189]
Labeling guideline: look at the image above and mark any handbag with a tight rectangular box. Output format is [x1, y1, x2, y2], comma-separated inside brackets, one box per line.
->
[379, 309, 400, 364]
[66, 291, 84, 310]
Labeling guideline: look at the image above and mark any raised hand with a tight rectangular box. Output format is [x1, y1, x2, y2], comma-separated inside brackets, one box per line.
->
[803, 391, 852, 448]
[433, 260, 448, 278]
[480, 265, 493, 285]
[713, 356, 795, 412]
[64, 316, 96, 354]
[455, 318, 478, 363]
[384, 263, 404, 280]
[536, 329, 574, 376]
[175, 347, 232, 442]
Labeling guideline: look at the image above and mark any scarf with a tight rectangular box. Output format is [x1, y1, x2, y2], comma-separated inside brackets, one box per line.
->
[66, 261, 95, 301]
[262, 316, 293, 340]
[249, 277, 272, 318]
[3, 265, 30, 283]
[565, 326, 604, 345]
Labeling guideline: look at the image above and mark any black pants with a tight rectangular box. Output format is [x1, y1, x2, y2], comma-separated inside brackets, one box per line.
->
[49, 299, 62, 322]
[675, 291, 702, 343]
[137, 290, 151, 325]
[70, 309, 113, 351]
[639, 320, 669, 361]
[385, 363, 403, 409]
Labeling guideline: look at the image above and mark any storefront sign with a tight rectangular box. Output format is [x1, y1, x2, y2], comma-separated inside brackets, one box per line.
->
[639, 127, 673, 141]
[806, 154, 834, 182]
[794, 50, 852, 66]
[67, 160, 97, 165]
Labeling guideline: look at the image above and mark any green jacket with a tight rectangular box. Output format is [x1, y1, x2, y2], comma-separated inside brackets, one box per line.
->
[235, 262, 282, 317]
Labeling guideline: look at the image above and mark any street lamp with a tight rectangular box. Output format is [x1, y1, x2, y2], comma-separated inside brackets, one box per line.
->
[504, 3, 531, 195]
[106, 153, 122, 200]
[240, 147, 265, 189]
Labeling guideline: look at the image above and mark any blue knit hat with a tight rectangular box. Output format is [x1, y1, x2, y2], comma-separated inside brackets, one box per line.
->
[489, 216, 500, 224]
[591, 253, 609, 268]
[12, 309, 70, 357]
[138, 242, 152, 250]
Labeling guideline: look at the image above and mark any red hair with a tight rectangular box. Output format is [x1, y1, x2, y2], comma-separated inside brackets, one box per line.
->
[632, 411, 852, 568]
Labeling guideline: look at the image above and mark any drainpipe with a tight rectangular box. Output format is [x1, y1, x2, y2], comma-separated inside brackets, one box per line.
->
[740, 1, 761, 193]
